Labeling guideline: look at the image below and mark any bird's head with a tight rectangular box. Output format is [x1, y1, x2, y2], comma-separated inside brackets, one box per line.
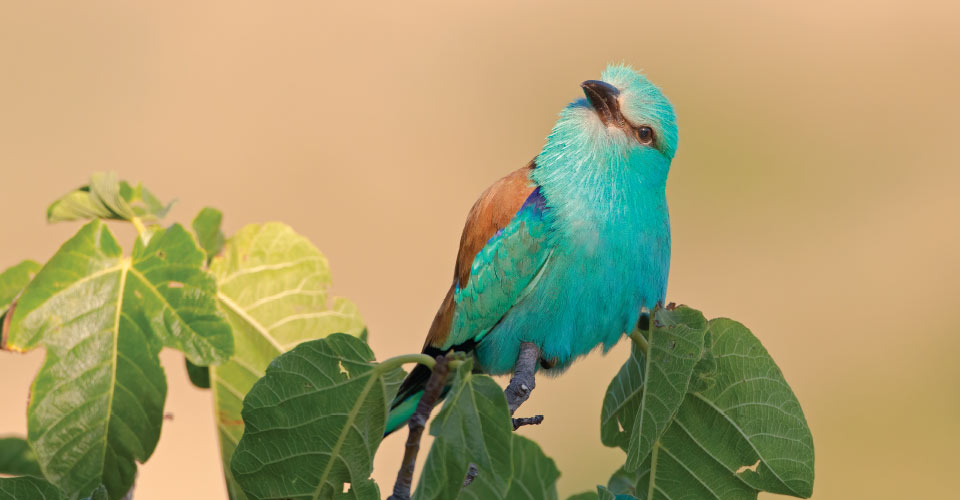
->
[536, 64, 678, 189]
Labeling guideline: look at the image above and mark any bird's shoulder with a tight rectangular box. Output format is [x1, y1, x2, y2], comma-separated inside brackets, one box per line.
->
[453, 159, 539, 288]
[423, 160, 543, 349]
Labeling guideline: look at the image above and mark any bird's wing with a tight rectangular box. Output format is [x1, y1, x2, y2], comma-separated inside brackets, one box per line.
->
[390, 163, 549, 417]
[423, 161, 552, 352]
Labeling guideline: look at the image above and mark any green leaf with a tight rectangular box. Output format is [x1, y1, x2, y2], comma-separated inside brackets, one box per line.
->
[83, 485, 108, 500]
[334, 479, 380, 500]
[501, 436, 560, 500]
[601, 306, 707, 470]
[413, 439, 468, 500]
[208, 222, 365, 499]
[607, 317, 815, 499]
[688, 330, 718, 394]
[128, 224, 233, 364]
[0, 437, 42, 477]
[455, 434, 559, 500]
[0, 479, 110, 500]
[3, 220, 232, 499]
[191, 207, 225, 263]
[120, 181, 173, 222]
[413, 360, 514, 500]
[606, 466, 636, 496]
[47, 172, 173, 224]
[185, 358, 211, 389]
[0, 260, 40, 315]
[0, 476, 63, 500]
[184, 208, 223, 391]
[230, 334, 402, 499]
[0, 260, 41, 347]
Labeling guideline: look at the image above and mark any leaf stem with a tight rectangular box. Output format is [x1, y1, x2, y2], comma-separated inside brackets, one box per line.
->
[131, 216, 147, 239]
[377, 353, 437, 374]
[630, 330, 649, 356]
[647, 442, 660, 499]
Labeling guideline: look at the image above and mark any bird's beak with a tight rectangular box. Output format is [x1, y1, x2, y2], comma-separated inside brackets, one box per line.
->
[581, 80, 625, 129]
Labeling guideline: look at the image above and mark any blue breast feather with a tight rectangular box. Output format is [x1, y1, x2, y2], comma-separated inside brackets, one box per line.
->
[449, 184, 669, 375]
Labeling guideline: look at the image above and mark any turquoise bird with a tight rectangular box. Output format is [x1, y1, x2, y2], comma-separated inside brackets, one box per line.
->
[387, 64, 678, 434]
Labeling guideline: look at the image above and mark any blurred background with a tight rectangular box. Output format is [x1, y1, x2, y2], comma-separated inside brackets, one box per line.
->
[1, 1, 958, 498]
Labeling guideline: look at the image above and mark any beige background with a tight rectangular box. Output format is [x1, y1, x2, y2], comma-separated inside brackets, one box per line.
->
[2, 1, 958, 498]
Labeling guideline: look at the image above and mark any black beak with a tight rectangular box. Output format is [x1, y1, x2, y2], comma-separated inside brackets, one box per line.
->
[581, 80, 624, 128]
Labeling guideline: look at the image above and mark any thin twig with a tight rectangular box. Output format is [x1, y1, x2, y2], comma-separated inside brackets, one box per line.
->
[388, 354, 451, 500]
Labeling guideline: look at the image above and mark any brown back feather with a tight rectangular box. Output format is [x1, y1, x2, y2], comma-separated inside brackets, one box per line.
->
[423, 160, 537, 348]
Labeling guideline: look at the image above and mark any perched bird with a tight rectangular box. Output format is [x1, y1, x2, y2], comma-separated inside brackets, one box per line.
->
[386, 64, 678, 435]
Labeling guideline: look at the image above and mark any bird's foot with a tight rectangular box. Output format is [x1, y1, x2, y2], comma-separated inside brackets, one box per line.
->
[512, 414, 545, 430]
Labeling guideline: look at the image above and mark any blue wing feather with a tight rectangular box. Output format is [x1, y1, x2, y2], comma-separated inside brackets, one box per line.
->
[444, 188, 552, 350]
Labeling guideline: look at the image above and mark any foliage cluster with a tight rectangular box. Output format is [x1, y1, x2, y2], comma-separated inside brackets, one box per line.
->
[0, 175, 813, 500]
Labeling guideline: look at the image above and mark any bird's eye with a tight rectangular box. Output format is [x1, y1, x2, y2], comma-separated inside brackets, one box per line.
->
[635, 126, 655, 145]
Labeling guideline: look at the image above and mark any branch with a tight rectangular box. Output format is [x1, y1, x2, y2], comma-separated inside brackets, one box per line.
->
[391, 343, 540, 499]
[388, 354, 451, 500]
[504, 342, 543, 429]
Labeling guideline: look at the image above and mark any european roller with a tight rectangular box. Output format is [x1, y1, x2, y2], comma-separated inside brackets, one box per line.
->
[386, 64, 677, 434]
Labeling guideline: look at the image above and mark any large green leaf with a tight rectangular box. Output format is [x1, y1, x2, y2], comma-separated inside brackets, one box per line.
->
[2, 220, 232, 499]
[606, 317, 815, 499]
[209, 222, 365, 499]
[46, 172, 173, 224]
[0, 437, 42, 478]
[601, 307, 707, 470]
[230, 334, 402, 500]
[413, 360, 514, 500]
[0, 476, 63, 500]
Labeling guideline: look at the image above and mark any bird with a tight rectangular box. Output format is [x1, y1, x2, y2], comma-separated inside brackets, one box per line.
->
[386, 64, 678, 435]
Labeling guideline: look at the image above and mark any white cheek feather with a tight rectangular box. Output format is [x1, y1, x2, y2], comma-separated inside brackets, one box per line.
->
[571, 107, 630, 151]
[617, 92, 643, 127]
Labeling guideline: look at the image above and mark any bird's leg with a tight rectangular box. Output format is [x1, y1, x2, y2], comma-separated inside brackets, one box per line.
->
[504, 342, 544, 429]
[505, 342, 539, 414]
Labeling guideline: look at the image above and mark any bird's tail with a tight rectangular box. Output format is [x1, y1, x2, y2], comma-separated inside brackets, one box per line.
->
[385, 362, 437, 436]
